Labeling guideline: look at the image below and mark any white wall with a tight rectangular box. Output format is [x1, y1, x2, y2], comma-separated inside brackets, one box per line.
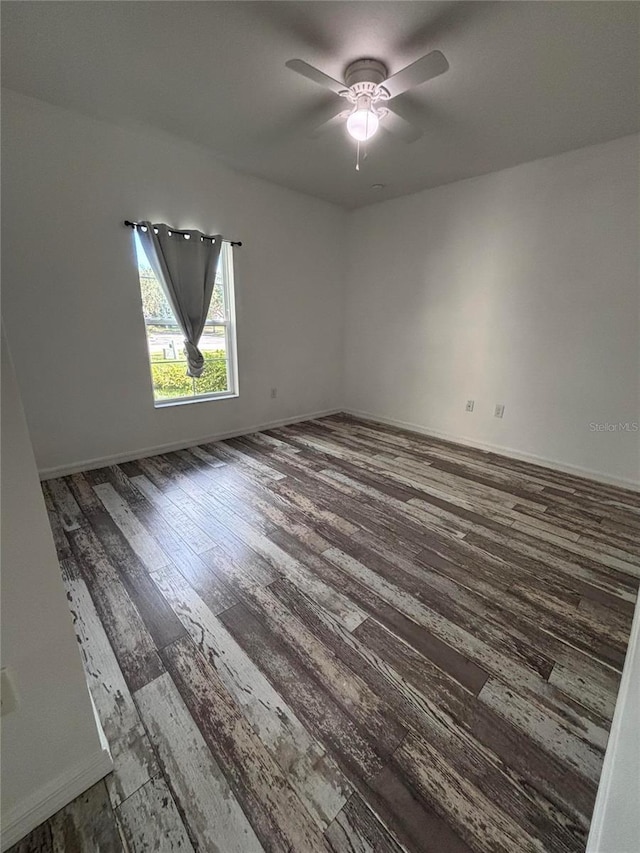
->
[1, 90, 346, 475]
[0, 328, 111, 849]
[344, 135, 640, 486]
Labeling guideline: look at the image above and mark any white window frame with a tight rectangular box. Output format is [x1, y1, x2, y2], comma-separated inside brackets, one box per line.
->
[136, 239, 239, 408]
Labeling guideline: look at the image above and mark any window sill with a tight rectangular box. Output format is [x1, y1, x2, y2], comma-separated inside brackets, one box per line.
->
[154, 392, 239, 409]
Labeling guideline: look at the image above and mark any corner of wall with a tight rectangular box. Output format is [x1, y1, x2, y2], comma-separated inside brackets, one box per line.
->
[0, 747, 113, 852]
[586, 594, 640, 853]
[335, 207, 355, 412]
[1, 325, 112, 848]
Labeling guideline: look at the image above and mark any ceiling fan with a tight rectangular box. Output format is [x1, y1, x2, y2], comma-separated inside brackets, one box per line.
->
[285, 50, 449, 150]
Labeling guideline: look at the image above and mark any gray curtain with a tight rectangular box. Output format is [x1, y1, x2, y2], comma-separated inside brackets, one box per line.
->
[137, 222, 223, 377]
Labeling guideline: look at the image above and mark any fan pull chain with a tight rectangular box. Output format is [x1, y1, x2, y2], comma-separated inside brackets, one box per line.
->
[355, 140, 370, 172]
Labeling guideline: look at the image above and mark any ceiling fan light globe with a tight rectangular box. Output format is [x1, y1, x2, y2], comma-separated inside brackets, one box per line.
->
[346, 108, 379, 141]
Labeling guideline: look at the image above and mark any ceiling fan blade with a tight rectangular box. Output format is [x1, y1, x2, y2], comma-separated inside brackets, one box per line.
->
[380, 107, 423, 143]
[285, 59, 348, 95]
[308, 109, 350, 138]
[382, 50, 449, 99]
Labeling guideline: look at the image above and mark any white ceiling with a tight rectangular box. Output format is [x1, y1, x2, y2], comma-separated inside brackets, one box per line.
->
[2, 1, 638, 209]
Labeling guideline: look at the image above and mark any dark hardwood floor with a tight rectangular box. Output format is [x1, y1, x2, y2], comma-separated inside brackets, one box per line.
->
[12, 415, 639, 852]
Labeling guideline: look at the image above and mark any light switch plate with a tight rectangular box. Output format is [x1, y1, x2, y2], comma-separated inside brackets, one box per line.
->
[494, 403, 505, 418]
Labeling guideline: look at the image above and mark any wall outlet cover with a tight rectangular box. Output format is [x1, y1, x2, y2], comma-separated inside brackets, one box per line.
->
[494, 403, 505, 418]
[465, 400, 474, 412]
[270, 388, 277, 399]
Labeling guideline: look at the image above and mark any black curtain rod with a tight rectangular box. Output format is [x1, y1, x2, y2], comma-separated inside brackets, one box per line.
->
[124, 220, 242, 247]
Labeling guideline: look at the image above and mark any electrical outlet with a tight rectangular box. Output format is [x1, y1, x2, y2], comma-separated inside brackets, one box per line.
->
[465, 400, 474, 412]
[270, 388, 277, 399]
[494, 403, 505, 419]
[1, 668, 18, 717]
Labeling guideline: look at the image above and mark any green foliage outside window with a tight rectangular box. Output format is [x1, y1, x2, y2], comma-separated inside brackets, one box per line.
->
[150, 350, 228, 399]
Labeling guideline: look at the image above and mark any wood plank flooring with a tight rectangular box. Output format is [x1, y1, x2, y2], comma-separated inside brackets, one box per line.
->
[13, 415, 639, 853]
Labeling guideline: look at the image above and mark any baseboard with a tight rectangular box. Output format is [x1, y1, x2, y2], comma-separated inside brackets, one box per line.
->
[344, 409, 640, 492]
[38, 408, 342, 480]
[1, 747, 114, 851]
[38, 405, 639, 491]
[586, 594, 640, 852]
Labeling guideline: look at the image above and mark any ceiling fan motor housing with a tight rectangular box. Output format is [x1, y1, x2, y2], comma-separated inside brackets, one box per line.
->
[342, 58, 391, 114]
[344, 58, 388, 89]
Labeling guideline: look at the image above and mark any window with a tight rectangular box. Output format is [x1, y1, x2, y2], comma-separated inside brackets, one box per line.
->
[134, 233, 238, 406]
